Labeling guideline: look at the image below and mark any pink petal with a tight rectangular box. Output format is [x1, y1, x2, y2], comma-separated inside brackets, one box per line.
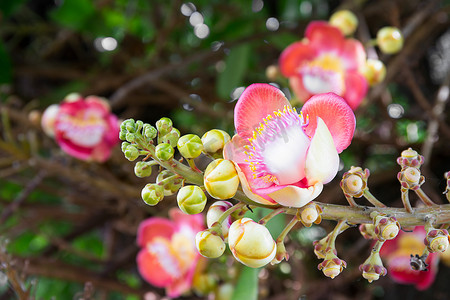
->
[340, 39, 366, 70]
[306, 21, 345, 53]
[415, 253, 439, 290]
[166, 257, 200, 298]
[137, 218, 175, 247]
[85, 96, 112, 112]
[169, 208, 204, 232]
[223, 134, 251, 164]
[103, 114, 120, 146]
[343, 71, 368, 110]
[300, 93, 355, 153]
[137, 247, 176, 288]
[289, 76, 313, 103]
[56, 138, 95, 161]
[279, 42, 317, 76]
[234, 84, 290, 139]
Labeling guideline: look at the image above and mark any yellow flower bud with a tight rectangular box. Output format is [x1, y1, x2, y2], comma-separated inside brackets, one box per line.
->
[376, 27, 403, 54]
[204, 159, 239, 200]
[361, 59, 386, 86]
[228, 218, 276, 268]
[196, 230, 226, 258]
[265, 65, 279, 81]
[177, 134, 204, 158]
[359, 251, 387, 283]
[318, 252, 347, 279]
[201, 129, 231, 154]
[206, 201, 234, 240]
[177, 185, 207, 215]
[329, 10, 358, 36]
[373, 214, 400, 241]
[156, 117, 173, 136]
[141, 184, 164, 206]
[425, 229, 450, 253]
[155, 143, 174, 161]
[403, 167, 421, 185]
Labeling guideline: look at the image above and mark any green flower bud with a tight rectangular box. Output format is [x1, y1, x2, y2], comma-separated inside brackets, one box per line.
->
[121, 141, 130, 153]
[177, 185, 207, 215]
[161, 128, 181, 147]
[156, 117, 173, 136]
[122, 119, 136, 133]
[124, 145, 139, 161]
[135, 120, 144, 132]
[329, 10, 358, 36]
[155, 143, 174, 161]
[376, 27, 403, 54]
[143, 124, 157, 139]
[134, 161, 153, 178]
[156, 170, 184, 196]
[361, 59, 386, 86]
[196, 230, 226, 258]
[177, 134, 204, 159]
[125, 132, 136, 143]
[119, 131, 127, 140]
[141, 183, 164, 206]
[201, 129, 231, 154]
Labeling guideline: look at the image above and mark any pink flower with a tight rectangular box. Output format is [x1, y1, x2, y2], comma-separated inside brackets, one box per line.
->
[137, 209, 204, 298]
[223, 84, 355, 208]
[41, 94, 120, 162]
[380, 226, 439, 290]
[279, 21, 368, 110]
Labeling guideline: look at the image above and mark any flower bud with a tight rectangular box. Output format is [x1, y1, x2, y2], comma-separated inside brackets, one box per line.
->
[124, 144, 139, 161]
[41, 104, 60, 137]
[398, 167, 424, 190]
[361, 59, 386, 86]
[156, 117, 173, 136]
[125, 132, 136, 143]
[160, 128, 180, 147]
[177, 134, 204, 159]
[204, 159, 239, 200]
[177, 185, 207, 215]
[329, 10, 358, 36]
[206, 201, 234, 240]
[201, 129, 231, 155]
[397, 148, 424, 169]
[156, 170, 183, 196]
[228, 218, 276, 268]
[359, 252, 387, 283]
[143, 123, 157, 139]
[122, 119, 136, 133]
[155, 143, 174, 161]
[298, 202, 322, 226]
[192, 272, 217, 296]
[134, 161, 153, 178]
[376, 26, 403, 54]
[196, 230, 226, 258]
[313, 236, 329, 259]
[121, 141, 130, 153]
[340, 167, 368, 197]
[141, 183, 164, 206]
[373, 214, 400, 241]
[424, 229, 450, 253]
[318, 251, 346, 279]
[265, 65, 279, 81]
[359, 223, 377, 240]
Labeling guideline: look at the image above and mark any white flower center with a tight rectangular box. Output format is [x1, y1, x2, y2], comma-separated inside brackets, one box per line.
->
[57, 111, 106, 147]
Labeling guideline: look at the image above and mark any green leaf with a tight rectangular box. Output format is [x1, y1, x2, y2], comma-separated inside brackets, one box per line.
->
[0, 43, 12, 84]
[50, 0, 95, 31]
[231, 266, 259, 300]
[0, 0, 27, 17]
[217, 44, 251, 99]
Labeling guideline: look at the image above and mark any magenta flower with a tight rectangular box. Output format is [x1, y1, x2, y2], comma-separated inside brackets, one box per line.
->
[41, 94, 120, 162]
[224, 83, 355, 208]
[137, 209, 204, 298]
[380, 226, 439, 290]
[279, 21, 368, 110]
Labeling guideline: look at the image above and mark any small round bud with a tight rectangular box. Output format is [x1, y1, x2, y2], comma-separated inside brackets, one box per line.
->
[143, 124, 157, 139]
[340, 167, 368, 197]
[41, 104, 60, 137]
[119, 131, 127, 140]
[121, 141, 130, 153]
[156, 170, 183, 196]
[376, 26, 403, 54]
[177, 186, 207, 215]
[141, 184, 164, 205]
[135, 120, 143, 132]
[124, 145, 139, 161]
[373, 214, 400, 241]
[344, 174, 363, 194]
[156, 117, 173, 136]
[359, 224, 377, 240]
[204, 159, 239, 200]
[359, 252, 387, 283]
[318, 252, 347, 279]
[298, 202, 322, 226]
[201, 129, 231, 154]
[206, 201, 234, 240]
[361, 59, 386, 86]
[397, 148, 424, 169]
[125, 132, 136, 143]
[425, 229, 450, 253]
[403, 167, 421, 185]
[177, 134, 204, 159]
[123, 119, 136, 133]
[228, 218, 276, 268]
[196, 230, 226, 258]
[329, 10, 358, 36]
[161, 128, 181, 147]
[265, 65, 279, 81]
[134, 161, 153, 178]
[155, 143, 174, 161]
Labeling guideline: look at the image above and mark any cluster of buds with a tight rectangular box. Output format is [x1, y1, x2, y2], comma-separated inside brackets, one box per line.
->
[371, 212, 400, 241]
[359, 247, 387, 283]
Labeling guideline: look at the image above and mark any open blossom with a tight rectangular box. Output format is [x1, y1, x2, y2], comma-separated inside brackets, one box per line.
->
[137, 209, 204, 298]
[224, 83, 355, 208]
[41, 94, 119, 162]
[380, 226, 439, 290]
[279, 21, 368, 110]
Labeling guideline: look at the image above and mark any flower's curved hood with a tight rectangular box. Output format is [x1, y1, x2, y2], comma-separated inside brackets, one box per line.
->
[224, 83, 355, 208]
[136, 209, 204, 298]
[380, 226, 439, 290]
[279, 21, 368, 110]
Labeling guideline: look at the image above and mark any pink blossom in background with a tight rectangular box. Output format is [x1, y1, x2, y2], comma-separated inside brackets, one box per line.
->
[41, 94, 120, 162]
[279, 21, 368, 110]
[137, 209, 204, 298]
[380, 226, 439, 290]
[224, 83, 355, 208]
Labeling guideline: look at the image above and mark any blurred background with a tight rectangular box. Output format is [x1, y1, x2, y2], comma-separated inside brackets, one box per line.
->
[0, 0, 449, 299]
